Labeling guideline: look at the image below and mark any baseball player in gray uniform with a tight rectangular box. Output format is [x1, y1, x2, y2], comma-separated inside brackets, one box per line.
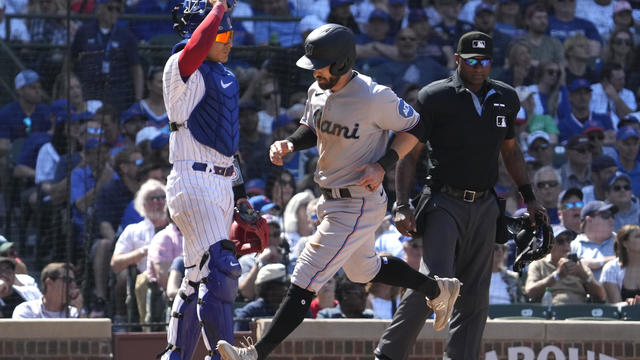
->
[217, 24, 461, 360]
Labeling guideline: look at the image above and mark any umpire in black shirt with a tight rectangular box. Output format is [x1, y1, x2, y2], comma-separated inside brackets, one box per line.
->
[374, 31, 547, 360]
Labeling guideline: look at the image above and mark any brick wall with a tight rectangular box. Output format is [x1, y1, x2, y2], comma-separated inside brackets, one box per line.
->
[0, 319, 111, 360]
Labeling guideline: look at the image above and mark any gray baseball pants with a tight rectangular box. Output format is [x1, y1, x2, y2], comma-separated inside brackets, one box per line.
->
[375, 191, 499, 360]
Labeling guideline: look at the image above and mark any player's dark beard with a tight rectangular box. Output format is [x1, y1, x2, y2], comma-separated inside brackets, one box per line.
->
[317, 74, 340, 90]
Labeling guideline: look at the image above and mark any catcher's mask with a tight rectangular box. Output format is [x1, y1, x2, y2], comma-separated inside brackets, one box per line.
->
[505, 212, 554, 273]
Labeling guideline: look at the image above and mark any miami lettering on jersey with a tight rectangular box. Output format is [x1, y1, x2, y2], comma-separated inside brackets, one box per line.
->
[319, 120, 360, 139]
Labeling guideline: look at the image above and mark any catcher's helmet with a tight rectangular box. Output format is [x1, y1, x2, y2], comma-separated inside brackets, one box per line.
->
[172, 0, 234, 39]
[296, 23, 356, 76]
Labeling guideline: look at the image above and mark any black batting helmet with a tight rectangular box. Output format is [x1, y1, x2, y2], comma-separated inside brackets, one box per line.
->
[296, 24, 356, 76]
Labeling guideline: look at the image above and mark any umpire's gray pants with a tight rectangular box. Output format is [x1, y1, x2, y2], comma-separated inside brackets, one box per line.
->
[376, 191, 498, 360]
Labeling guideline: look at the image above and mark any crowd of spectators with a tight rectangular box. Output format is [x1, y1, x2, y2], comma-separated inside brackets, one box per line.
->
[1, 0, 640, 327]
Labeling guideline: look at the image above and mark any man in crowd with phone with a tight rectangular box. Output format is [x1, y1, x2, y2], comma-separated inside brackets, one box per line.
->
[525, 226, 605, 304]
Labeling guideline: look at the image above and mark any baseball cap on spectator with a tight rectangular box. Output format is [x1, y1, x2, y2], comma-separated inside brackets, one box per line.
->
[246, 178, 266, 197]
[120, 103, 145, 126]
[272, 114, 295, 132]
[15, 70, 39, 90]
[0, 235, 14, 254]
[262, 214, 281, 226]
[565, 133, 589, 150]
[408, 8, 428, 23]
[620, 113, 640, 127]
[300, 15, 325, 33]
[580, 200, 617, 220]
[557, 187, 583, 205]
[591, 154, 617, 172]
[369, 8, 390, 22]
[617, 126, 640, 141]
[583, 120, 604, 134]
[614, 0, 632, 14]
[607, 171, 632, 189]
[150, 133, 169, 150]
[249, 195, 279, 213]
[255, 263, 288, 285]
[475, 2, 494, 16]
[330, 0, 353, 7]
[136, 126, 163, 145]
[568, 78, 592, 92]
[457, 31, 493, 59]
[552, 225, 576, 240]
[71, 111, 94, 123]
[526, 130, 550, 148]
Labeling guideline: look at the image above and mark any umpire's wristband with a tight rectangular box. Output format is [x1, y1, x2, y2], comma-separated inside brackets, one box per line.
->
[518, 184, 536, 203]
[376, 149, 399, 173]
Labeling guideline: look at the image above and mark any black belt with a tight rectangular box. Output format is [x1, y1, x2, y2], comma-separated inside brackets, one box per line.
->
[438, 184, 487, 203]
[320, 187, 352, 200]
[169, 122, 184, 131]
[191, 162, 234, 177]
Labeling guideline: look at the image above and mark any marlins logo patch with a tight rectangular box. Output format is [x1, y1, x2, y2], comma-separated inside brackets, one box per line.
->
[397, 99, 414, 118]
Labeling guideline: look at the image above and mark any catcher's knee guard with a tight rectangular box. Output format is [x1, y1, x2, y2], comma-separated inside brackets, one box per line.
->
[161, 281, 200, 360]
[197, 240, 242, 358]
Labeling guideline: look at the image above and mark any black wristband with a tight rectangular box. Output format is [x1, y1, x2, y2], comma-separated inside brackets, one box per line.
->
[233, 184, 247, 202]
[286, 124, 317, 151]
[518, 184, 536, 203]
[376, 149, 399, 173]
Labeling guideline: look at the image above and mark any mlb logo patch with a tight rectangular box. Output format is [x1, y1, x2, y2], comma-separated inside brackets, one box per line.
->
[472, 40, 486, 49]
[496, 116, 506, 127]
[397, 99, 414, 118]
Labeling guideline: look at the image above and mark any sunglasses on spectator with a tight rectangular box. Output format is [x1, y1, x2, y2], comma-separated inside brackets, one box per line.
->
[612, 184, 632, 192]
[570, 146, 589, 154]
[536, 180, 559, 189]
[87, 127, 104, 135]
[463, 58, 492, 68]
[588, 133, 604, 141]
[562, 201, 583, 210]
[107, 5, 122, 12]
[398, 36, 417, 42]
[614, 38, 631, 46]
[147, 194, 166, 202]
[215, 30, 233, 43]
[530, 143, 550, 152]
[546, 69, 560, 76]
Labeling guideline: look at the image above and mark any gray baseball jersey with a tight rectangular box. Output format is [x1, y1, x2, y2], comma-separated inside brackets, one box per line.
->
[300, 72, 420, 188]
[291, 72, 420, 293]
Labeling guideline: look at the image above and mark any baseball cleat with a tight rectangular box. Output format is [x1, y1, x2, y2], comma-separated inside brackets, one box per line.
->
[217, 340, 258, 360]
[426, 276, 461, 331]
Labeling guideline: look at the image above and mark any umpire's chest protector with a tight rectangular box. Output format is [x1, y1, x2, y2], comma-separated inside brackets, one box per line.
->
[187, 61, 240, 157]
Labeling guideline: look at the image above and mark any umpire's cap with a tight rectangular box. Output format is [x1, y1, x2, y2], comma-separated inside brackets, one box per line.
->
[457, 31, 493, 59]
[296, 24, 356, 76]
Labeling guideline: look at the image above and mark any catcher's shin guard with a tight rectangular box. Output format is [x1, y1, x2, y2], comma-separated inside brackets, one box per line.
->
[198, 240, 242, 359]
[161, 281, 200, 360]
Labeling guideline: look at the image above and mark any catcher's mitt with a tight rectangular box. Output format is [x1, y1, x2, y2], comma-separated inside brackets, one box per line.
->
[229, 200, 268, 257]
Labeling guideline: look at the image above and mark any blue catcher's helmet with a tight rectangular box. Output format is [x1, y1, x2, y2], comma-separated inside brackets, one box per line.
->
[172, 0, 235, 39]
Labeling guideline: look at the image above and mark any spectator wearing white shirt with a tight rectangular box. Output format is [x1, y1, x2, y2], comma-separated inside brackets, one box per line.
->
[575, 0, 614, 38]
[109, 179, 168, 325]
[589, 63, 637, 129]
[13, 263, 83, 318]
